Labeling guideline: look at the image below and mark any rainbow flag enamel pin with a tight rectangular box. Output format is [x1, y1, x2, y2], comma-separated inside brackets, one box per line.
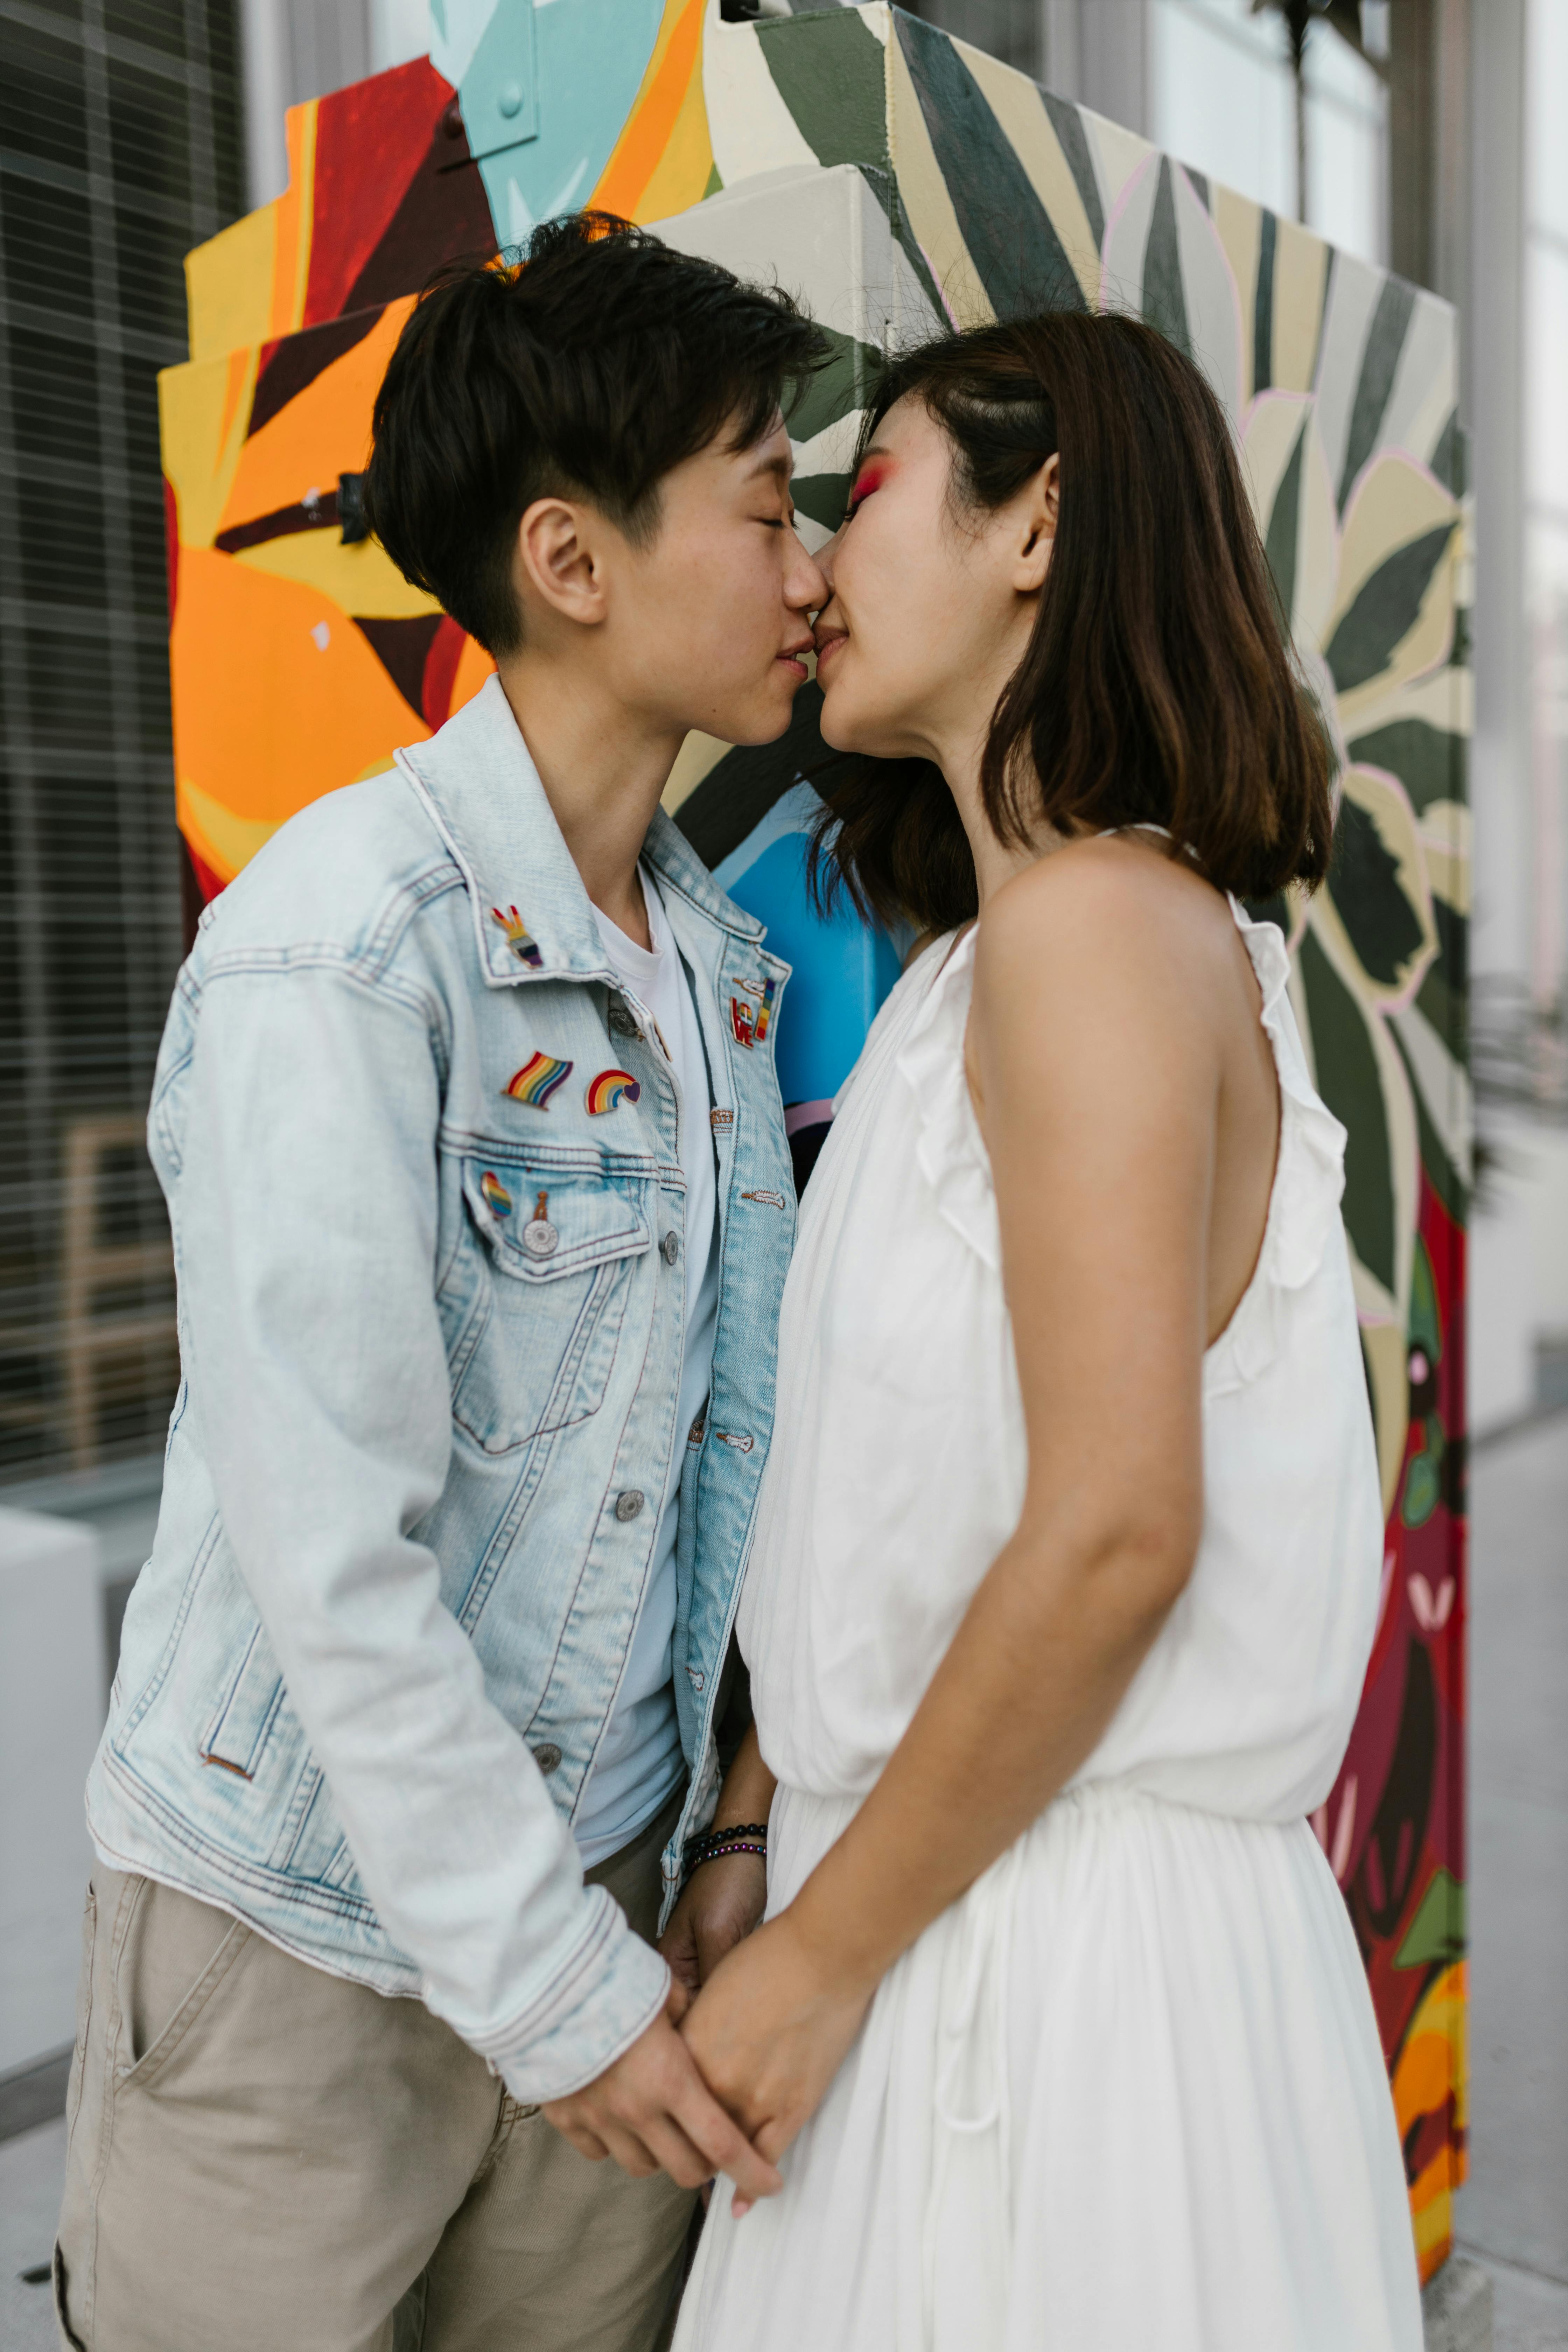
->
[730, 977, 777, 1051]
[503, 1052, 573, 1109]
[490, 904, 543, 968]
[585, 1069, 641, 1115]
[479, 1170, 513, 1216]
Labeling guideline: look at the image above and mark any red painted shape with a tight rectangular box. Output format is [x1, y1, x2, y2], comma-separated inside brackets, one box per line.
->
[187, 843, 227, 904]
[421, 616, 469, 732]
[305, 57, 458, 330]
[162, 475, 179, 624]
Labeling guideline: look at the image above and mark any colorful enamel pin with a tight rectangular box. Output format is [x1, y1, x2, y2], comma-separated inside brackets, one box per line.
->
[585, 1069, 641, 1114]
[503, 1052, 573, 1110]
[479, 1170, 513, 1217]
[729, 977, 777, 1051]
[490, 904, 544, 969]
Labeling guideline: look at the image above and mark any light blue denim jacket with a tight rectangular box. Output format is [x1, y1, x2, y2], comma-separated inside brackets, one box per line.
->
[85, 676, 796, 2101]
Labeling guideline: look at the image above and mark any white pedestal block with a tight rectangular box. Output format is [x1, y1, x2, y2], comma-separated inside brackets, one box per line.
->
[0, 1508, 104, 2078]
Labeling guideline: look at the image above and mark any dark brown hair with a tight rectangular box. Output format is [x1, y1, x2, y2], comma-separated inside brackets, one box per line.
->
[811, 311, 1333, 933]
[365, 213, 824, 656]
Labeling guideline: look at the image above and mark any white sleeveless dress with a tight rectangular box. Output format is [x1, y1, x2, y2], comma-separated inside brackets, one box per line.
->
[674, 904, 1424, 2352]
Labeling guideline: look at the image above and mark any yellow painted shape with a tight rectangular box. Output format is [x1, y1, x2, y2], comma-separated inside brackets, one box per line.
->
[1336, 454, 1457, 615]
[888, 29, 991, 328]
[631, 0, 716, 223]
[1213, 186, 1262, 401]
[176, 777, 284, 888]
[185, 200, 283, 368]
[663, 728, 729, 814]
[593, 0, 710, 222]
[159, 349, 260, 562]
[1333, 456, 1459, 732]
[172, 547, 428, 848]
[233, 531, 443, 620]
[218, 298, 415, 540]
[269, 100, 320, 342]
[955, 45, 1100, 306]
[1240, 391, 1310, 533]
[1271, 218, 1329, 392]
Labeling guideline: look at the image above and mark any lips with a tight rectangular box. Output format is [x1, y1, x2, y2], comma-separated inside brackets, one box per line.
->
[814, 629, 848, 672]
[776, 635, 813, 682]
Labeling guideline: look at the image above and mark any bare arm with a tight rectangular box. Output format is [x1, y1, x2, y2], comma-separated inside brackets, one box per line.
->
[659, 1722, 777, 1994]
[680, 848, 1220, 2180]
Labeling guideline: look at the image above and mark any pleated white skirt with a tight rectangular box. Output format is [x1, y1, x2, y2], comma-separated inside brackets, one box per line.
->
[673, 1780, 1422, 2352]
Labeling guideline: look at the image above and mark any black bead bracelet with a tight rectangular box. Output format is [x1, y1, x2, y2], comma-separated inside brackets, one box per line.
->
[681, 1820, 769, 1885]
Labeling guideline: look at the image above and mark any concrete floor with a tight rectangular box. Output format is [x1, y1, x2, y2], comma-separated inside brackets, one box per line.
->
[4, 1417, 1565, 2350]
[1455, 1411, 1568, 2348]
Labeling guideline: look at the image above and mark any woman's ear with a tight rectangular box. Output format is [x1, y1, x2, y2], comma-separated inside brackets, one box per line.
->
[1014, 454, 1060, 594]
[514, 496, 609, 629]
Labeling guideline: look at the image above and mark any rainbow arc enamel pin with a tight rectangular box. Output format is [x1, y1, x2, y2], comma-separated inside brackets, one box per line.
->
[586, 1069, 640, 1114]
[491, 904, 544, 969]
[730, 976, 777, 1051]
[503, 1052, 573, 1110]
[479, 1170, 513, 1216]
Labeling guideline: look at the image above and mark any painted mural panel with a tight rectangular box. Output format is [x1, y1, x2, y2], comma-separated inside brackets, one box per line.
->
[158, 0, 1469, 2277]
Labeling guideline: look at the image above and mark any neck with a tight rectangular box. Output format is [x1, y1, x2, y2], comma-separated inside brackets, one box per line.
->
[493, 647, 682, 944]
[934, 721, 1064, 915]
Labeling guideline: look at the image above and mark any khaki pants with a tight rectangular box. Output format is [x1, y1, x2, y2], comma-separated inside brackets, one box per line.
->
[55, 1794, 694, 2352]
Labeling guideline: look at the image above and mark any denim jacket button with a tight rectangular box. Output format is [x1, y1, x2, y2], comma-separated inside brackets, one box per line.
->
[660, 1231, 680, 1266]
[607, 1002, 639, 1038]
[531, 1743, 562, 1774]
[615, 1489, 645, 1522]
[522, 1218, 558, 1260]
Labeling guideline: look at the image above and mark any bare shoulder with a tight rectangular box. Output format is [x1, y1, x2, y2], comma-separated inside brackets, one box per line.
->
[975, 835, 1233, 1000]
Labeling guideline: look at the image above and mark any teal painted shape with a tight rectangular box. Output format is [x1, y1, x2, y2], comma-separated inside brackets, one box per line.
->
[895, 13, 1087, 316]
[1264, 414, 1307, 628]
[1328, 798, 1427, 990]
[460, 0, 538, 158]
[755, 9, 890, 173]
[1041, 91, 1103, 247]
[1142, 156, 1190, 358]
[1346, 720, 1465, 815]
[1337, 275, 1417, 510]
[1324, 524, 1455, 695]
[716, 788, 903, 1107]
[1299, 927, 1395, 1293]
[467, 0, 663, 245]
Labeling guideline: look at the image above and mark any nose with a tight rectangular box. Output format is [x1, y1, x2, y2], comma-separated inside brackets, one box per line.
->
[785, 527, 830, 614]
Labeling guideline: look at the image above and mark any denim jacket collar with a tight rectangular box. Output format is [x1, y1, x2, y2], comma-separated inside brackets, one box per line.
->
[395, 673, 764, 989]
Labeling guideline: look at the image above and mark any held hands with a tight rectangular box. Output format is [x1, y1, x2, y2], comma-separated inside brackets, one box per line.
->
[540, 1974, 783, 2207]
[677, 1909, 873, 2213]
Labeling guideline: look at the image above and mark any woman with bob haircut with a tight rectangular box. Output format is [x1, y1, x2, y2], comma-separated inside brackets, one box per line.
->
[664, 313, 1424, 2348]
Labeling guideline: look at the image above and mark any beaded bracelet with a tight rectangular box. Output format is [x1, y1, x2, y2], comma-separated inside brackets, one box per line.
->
[681, 1820, 769, 1885]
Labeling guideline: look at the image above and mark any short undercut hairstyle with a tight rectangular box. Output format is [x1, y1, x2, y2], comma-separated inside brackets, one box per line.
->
[364, 212, 826, 656]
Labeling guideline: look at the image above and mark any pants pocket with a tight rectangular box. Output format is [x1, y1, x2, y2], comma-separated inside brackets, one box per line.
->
[114, 1879, 251, 2095]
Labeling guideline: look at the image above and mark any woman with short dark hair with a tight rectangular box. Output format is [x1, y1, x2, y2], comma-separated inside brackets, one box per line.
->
[671, 314, 1424, 2351]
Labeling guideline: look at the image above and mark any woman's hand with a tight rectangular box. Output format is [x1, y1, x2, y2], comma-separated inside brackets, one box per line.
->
[540, 1976, 783, 2205]
[678, 1909, 874, 2210]
[659, 1849, 770, 1995]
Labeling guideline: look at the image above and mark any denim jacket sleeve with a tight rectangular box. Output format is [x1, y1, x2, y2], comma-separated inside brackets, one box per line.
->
[176, 951, 670, 2099]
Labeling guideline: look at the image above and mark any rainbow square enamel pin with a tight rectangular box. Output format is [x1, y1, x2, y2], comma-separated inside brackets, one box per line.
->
[503, 1052, 573, 1110]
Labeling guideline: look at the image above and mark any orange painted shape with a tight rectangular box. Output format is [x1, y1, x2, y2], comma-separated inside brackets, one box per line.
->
[450, 631, 497, 719]
[218, 298, 415, 540]
[591, 0, 707, 222]
[172, 546, 430, 861]
[269, 99, 320, 341]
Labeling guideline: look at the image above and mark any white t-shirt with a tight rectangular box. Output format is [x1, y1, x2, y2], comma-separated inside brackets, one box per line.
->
[575, 866, 719, 1865]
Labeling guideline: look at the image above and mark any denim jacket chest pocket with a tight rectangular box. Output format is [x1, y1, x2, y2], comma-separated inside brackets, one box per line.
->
[443, 1151, 656, 1456]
